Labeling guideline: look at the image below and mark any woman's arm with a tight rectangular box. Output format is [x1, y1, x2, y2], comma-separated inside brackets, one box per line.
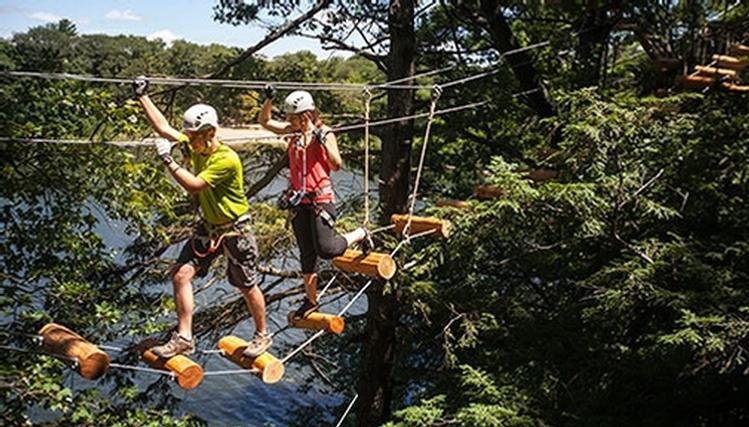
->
[259, 99, 292, 134]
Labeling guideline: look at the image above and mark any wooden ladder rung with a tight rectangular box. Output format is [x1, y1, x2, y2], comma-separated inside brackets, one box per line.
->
[675, 75, 714, 88]
[287, 311, 345, 334]
[332, 250, 396, 280]
[390, 214, 452, 238]
[712, 54, 748, 70]
[475, 184, 504, 200]
[38, 323, 111, 380]
[695, 65, 737, 79]
[218, 336, 284, 384]
[141, 347, 204, 390]
[436, 198, 470, 209]
[730, 44, 749, 57]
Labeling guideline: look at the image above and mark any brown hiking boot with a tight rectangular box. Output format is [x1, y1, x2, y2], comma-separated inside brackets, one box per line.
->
[292, 297, 320, 321]
[243, 331, 273, 358]
[151, 332, 195, 358]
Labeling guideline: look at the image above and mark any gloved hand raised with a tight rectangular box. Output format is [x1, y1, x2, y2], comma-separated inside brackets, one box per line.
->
[133, 76, 149, 97]
[155, 139, 174, 164]
[263, 83, 276, 101]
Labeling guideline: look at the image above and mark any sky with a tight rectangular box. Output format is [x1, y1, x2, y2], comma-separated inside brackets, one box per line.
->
[0, 0, 336, 58]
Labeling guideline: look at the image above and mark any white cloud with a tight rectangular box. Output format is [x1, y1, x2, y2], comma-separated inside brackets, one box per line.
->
[147, 29, 181, 47]
[29, 12, 64, 23]
[105, 9, 142, 22]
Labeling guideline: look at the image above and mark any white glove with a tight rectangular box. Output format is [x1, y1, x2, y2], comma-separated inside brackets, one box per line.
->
[133, 76, 149, 97]
[155, 139, 174, 164]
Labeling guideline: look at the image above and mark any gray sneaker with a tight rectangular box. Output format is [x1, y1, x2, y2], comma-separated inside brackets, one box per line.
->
[242, 331, 272, 358]
[151, 332, 195, 358]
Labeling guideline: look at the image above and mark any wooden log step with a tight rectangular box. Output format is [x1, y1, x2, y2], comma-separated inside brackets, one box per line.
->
[526, 168, 558, 182]
[712, 54, 748, 70]
[218, 336, 284, 384]
[332, 249, 396, 280]
[436, 198, 470, 209]
[475, 184, 504, 200]
[141, 348, 204, 390]
[38, 323, 110, 380]
[722, 82, 749, 93]
[695, 65, 737, 79]
[287, 311, 345, 334]
[675, 75, 714, 88]
[390, 214, 452, 238]
[730, 44, 749, 57]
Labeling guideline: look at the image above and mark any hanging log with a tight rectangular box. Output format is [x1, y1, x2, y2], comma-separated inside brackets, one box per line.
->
[695, 65, 737, 79]
[675, 75, 714, 89]
[217, 336, 284, 384]
[722, 83, 749, 93]
[475, 184, 504, 200]
[287, 311, 345, 334]
[730, 44, 749, 57]
[38, 323, 110, 380]
[332, 250, 396, 280]
[526, 168, 559, 182]
[141, 349, 204, 390]
[436, 198, 470, 209]
[390, 214, 452, 238]
[712, 54, 748, 70]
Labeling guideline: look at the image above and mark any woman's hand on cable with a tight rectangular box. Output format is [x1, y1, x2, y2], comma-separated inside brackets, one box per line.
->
[133, 76, 149, 98]
[263, 83, 276, 102]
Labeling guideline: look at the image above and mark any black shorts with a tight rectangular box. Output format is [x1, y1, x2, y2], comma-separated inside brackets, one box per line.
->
[176, 222, 259, 289]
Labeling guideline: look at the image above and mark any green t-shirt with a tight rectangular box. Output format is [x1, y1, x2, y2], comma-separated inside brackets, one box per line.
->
[179, 134, 249, 225]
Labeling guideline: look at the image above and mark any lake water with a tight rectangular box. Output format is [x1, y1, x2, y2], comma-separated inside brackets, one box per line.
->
[64, 167, 373, 426]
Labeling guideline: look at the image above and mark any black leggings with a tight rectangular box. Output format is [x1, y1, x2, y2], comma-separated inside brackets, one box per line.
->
[291, 203, 348, 273]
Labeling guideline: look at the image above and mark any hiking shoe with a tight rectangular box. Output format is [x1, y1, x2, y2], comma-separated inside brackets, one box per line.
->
[151, 332, 195, 358]
[359, 226, 374, 255]
[243, 331, 273, 358]
[292, 297, 320, 321]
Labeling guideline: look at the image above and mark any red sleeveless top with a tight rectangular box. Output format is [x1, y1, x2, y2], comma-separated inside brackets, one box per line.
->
[288, 134, 334, 204]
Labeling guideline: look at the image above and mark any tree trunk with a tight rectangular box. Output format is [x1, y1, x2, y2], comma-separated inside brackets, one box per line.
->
[574, 6, 619, 88]
[378, 0, 416, 223]
[479, 1, 555, 118]
[356, 1, 415, 426]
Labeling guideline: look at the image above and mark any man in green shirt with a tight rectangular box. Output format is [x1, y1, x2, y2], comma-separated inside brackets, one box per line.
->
[133, 77, 271, 358]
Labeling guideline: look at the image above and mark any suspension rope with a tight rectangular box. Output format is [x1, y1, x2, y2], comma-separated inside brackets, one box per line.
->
[403, 84, 442, 238]
[335, 393, 359, 427]
[362, 88, 373, 225]
[109, 362, 176, 377]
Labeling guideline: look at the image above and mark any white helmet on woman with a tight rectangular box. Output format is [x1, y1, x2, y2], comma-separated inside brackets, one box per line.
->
[284, 90, 316, 114]
[182, 104, 219, 131]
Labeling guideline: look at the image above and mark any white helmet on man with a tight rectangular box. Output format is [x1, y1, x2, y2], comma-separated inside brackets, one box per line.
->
[182, 104, 219, 131]
[284, 90, 316, 114]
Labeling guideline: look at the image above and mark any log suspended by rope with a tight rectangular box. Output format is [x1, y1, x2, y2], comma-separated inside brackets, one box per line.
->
[217, 336, 284, 384]
[675, 75, 714, 89]
[38, 323, 110, 380]
[695, 65, 738, 79]
[475, 184, 505, 200]
[390, 214, 452, 238]
[711, 54, 748, 71]
[525, 168, 558, 182]
[436, 198, 470, 209]
[287, 311, 345, 334]
[675, 75, 749, 93]
[730, 44, 749, 57]
[141, 347, 204, 390]
[332, 250, 397, 280]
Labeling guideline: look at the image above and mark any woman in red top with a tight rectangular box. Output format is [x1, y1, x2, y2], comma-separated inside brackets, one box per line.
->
[260, 86, 372, 319]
